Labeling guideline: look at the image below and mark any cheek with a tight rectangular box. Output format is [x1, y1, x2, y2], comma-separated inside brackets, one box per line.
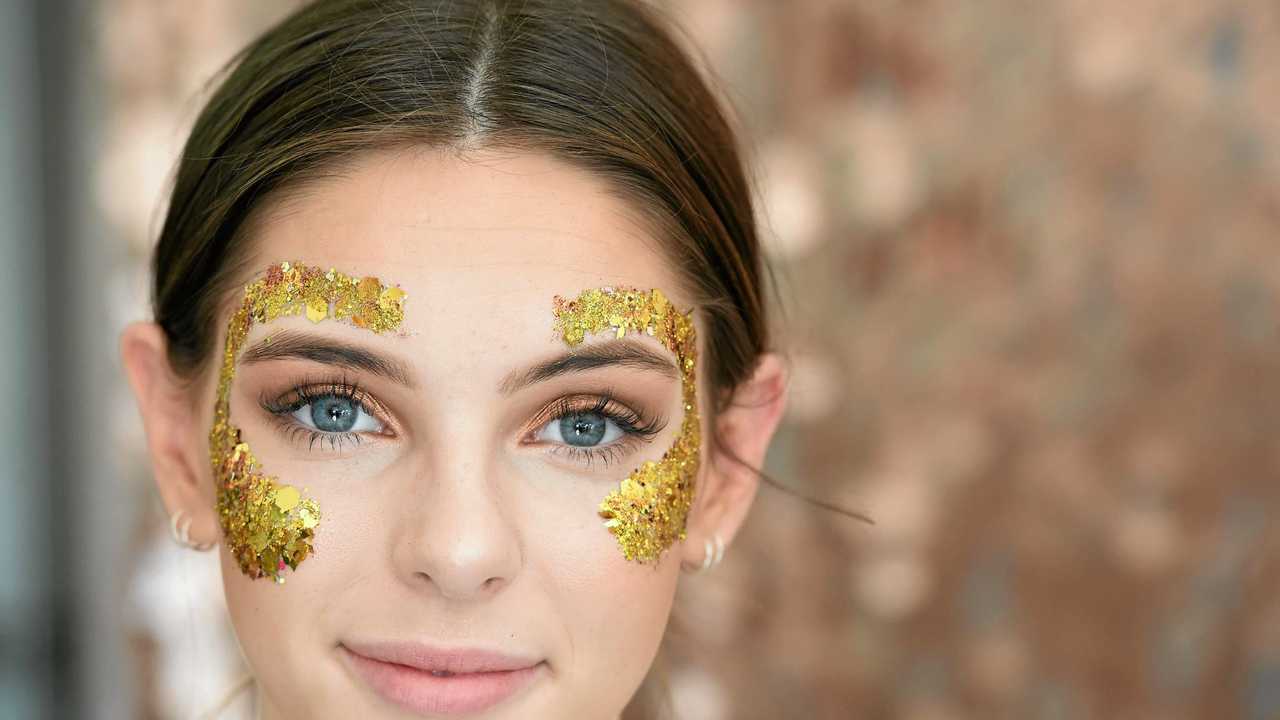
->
[219, 546, 329, 707]
[536, 497, 681, 694]
[217, 485, 359, 622]
[218, 486, 380, 713]
[221, 372, 402, 572]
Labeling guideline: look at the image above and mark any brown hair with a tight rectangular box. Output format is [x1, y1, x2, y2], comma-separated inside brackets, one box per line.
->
[151, 1, 768, 715]
[154, 0, 766, 404]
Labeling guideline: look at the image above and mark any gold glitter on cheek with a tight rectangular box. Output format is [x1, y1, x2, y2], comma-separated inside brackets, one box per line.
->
[552, 287, 700, 564]
[210, 261, 407, 583]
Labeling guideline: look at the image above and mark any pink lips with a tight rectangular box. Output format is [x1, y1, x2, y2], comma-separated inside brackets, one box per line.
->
[341, 641, 543, 716]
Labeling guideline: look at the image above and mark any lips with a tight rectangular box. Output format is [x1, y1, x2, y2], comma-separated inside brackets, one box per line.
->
[341, 641, 543, 715]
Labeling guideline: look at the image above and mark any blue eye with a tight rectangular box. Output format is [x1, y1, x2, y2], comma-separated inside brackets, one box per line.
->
[537, 410, 623, 448]
[291, 393, 383, 434]
[309, 395, 356, 432]
[559, 412, 609, 446]
[527, 396, 667, 469]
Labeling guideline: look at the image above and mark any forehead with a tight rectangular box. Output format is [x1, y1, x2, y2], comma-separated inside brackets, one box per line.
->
[234, 146, 688, 317]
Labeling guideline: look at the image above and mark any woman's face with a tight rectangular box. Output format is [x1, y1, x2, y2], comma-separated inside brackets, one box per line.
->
[194, 146, 707, 719]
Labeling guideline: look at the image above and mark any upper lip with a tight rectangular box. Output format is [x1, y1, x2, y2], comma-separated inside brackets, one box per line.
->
[342, 641, 542, 674]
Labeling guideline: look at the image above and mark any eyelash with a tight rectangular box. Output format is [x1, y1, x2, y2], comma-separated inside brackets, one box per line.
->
[528, 392, 667, 469]
[258, 378, 667, 467]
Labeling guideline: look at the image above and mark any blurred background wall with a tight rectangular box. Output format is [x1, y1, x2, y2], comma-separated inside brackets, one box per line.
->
[4, 0, 1279, 718]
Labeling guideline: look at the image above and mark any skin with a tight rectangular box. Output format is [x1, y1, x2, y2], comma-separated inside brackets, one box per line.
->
[121, 146, 788, 719]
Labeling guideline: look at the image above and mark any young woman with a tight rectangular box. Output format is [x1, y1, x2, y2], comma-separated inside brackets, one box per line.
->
[121, 1, 787, 717]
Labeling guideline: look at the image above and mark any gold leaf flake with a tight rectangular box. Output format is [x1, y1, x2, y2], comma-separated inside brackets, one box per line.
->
[305, 298, 327, 323]
[274, 485, 300, 512]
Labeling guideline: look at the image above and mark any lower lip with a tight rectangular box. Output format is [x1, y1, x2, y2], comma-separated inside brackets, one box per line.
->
[342, 646, 541, 716]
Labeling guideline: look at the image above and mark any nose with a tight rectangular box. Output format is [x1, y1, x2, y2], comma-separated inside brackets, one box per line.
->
[393, 453, 522, 602]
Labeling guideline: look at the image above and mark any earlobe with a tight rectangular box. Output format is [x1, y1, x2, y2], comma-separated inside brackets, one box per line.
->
[120, 322, 219, 548]
[680, 353, 788, 571]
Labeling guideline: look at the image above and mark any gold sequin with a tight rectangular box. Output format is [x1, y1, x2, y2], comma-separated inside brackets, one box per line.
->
[552, 287, 700, 564]
[211, 261, 407, 582]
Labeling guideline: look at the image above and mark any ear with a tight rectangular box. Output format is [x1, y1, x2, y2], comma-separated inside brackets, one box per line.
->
[681, 353, 788, 571]
[120, 322, 219, 549]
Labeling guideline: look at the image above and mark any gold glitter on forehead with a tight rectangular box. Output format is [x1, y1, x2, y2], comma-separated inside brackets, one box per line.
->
[211, 261, 407, 583]
[552, 287, 699, 564]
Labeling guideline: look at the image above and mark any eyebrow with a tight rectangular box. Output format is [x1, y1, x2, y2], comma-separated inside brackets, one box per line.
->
[239, 329, 416, 387]
[238, 330, 678, 393]
[499, 338, 679, 394]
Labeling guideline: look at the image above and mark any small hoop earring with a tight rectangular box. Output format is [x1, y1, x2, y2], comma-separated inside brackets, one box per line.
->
[686, 533, 725, 574]
[711, 534, 725, 567]
[699, 538, 715, 571]
[169, 510, 215, 551]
